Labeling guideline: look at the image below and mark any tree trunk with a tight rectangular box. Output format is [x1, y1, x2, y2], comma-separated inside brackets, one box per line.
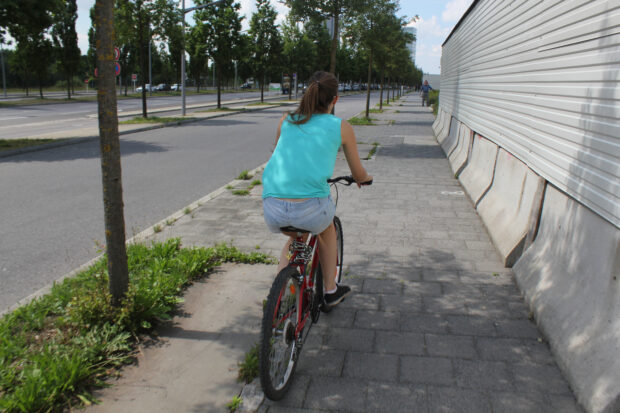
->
[95, 0, 129, 306]
[137, 4, 148, 118]
[329, 12, 339, 74]
[365, 50, 372, 119]
[216, 61, 221, 108]
[386, 76, 390, 105]
[260, 73, 264, 103]
[379, 72, 384, 110]
[67, 72, 71, 99]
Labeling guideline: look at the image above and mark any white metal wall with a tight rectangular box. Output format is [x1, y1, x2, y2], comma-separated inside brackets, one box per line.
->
[440, 0, 620, 228]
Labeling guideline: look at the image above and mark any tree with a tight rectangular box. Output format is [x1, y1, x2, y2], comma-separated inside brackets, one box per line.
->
[187, 18, 209, 91]
[94, 0, 129, 306]
[52, 0, 81, 99]
[303, 15, 331, 72]
[281, 16, 316, 93]
[249, 0, 282, 102]
[284, 0, 365, 74]
[196, 0, 243, 108]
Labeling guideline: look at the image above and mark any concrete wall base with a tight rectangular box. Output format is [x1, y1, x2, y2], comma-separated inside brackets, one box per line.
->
[456, 133, 498, 205]
[513, 185, 620, 413]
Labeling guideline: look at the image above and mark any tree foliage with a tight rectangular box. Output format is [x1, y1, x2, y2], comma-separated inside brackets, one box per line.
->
[249, 0, 282, 101]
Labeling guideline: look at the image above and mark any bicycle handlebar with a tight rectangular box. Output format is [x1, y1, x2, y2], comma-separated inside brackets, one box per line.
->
[327, 175, 373, 186]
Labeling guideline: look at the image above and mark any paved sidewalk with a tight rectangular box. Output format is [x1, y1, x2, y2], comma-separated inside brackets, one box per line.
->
[88, 94, 584, 412]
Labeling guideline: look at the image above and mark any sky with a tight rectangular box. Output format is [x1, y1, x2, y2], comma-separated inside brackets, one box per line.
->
[72, 0, 474, 75]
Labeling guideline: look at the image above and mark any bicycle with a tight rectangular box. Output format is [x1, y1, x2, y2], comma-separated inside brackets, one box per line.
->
[258, 175, 372, 400]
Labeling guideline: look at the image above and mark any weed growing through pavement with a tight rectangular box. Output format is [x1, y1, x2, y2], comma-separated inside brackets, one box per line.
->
[227, 395, 243, 412]
[166, 219, 176, 226]
[119, 116, 189, 125]
[232, 189, 250, 196]
[349, 116, 374, 125]
[184, 207, 191, 215]
[0, 239, 275, 413]
[365, 142, 380, 159]
[226, 185, 234, 190]
[238, 342, 260, 383]
[237, 170, 253, 180]
[153, 224, 162, 233]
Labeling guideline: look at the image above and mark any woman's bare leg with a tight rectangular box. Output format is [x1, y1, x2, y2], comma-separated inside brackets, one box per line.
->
[317, 223, 337, 291]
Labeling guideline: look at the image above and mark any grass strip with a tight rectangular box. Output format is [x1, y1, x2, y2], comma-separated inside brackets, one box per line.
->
[365, 142, 380, 159]
[0, 239, 274, 412]
[0, 138, 59, 152]
[119, 116, 191, 125]
[348, 116, 374, 125]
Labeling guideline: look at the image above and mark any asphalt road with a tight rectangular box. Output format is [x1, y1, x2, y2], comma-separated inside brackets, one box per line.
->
[0, 92, 381, 311]
[0, 90, 285, 139]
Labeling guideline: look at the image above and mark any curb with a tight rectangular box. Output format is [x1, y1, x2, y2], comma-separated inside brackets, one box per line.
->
[0, 162, 267, 317]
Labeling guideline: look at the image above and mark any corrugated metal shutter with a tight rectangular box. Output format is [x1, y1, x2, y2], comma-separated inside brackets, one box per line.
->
[440, 0, 620, 228]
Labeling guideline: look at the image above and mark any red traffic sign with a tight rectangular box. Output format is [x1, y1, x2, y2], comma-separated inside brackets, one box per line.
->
[114, 47, 120, 61]
[94, 68, 98, 77]
[115, 62, 121, 76]
[131, 73, 137, 81]
[84, 78, 89, 84]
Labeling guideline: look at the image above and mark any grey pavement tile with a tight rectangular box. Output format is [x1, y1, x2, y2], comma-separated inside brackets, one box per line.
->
[379, 293, 423, 312]
[424, 295, 469, 314]
[354, 310, 401, 331]
[513, 362, 573, 395]
[296, 349, 346, 378]
[494, 319, 543, 340]
[262, 406, 328, 413]
[402, 280, 443, 296]
[363, 278, 403, 294]
[366, 382, 428, 413]
[323, 328, 374, 352]
[421, 269, 461, 283]
[342, 292, 380, 311]
[425, 334, 477, 359]
[400, 356, 454, 385]
[400, 313, 450, 334]
[260, 374, 311, 409]
[342, 352, 398, 381]
[467, 297, 521, 319]
[490, 392, 553, 413]
[453, 359, 514, 391]
[476, 337, 555, 365]
[375, 331, 426, 356]
[546, 394, 585, 413]
[318, 308, 356, 329]
[446, 315, 498, 336]
[427, 386, 492, 413]
[303, 377, 367, 412]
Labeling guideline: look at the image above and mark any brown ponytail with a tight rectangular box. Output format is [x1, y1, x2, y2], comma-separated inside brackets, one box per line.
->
[289, 71, 338, 125]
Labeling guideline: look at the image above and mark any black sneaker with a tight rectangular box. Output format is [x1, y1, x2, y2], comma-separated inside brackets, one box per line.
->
[324, 285, 351, 307]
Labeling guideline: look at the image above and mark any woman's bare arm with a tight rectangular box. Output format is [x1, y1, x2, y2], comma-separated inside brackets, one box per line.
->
[341, 119, 372, 185]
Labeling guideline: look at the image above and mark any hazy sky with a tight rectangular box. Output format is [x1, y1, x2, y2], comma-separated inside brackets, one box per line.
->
[73, 0, 474, 75]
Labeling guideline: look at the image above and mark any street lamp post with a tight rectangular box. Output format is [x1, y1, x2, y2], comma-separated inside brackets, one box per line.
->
[181, 0, 226, 116]
[0, 44, 6, 98]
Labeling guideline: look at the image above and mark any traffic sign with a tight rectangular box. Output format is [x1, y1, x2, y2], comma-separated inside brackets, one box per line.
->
[115, 62, 121, 76]
[84, 78, 89, 84]
[114, 47, 120, 61]
[94, 68, 98, 77]
[131, 73, 137, 81]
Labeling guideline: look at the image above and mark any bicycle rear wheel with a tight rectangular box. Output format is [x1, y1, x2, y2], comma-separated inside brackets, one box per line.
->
[259, 266, 301, 400]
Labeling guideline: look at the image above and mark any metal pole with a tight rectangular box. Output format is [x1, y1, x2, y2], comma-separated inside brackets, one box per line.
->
[0, 45, 6, 98]
[149, 40, 152, 96]
[181, 0, 186, 115]
[234, 61, 237, 90]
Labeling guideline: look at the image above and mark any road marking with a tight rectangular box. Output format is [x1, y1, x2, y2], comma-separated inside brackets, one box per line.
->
[0, 116, 27, 121]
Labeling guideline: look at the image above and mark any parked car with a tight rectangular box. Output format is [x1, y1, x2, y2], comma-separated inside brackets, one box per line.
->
[171, 83, 182, 91]
[240, 82, 252, 89]
[155, 83, 170, 91]
[136, 84, 152, 93]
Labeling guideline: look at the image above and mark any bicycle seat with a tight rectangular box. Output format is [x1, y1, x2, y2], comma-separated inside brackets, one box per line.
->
[280, 226, 311, 234]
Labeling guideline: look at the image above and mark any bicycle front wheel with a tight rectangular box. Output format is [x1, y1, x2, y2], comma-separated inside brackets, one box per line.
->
[259, 266, 301, 400]
[334, 216, 343, 284]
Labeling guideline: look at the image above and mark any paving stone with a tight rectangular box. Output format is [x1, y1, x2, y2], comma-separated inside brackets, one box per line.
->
[375, 331, 426, 355]
[379, 293, 423, 312]
[494, 319, 542, 340]
[513, 362, 573, 395]
[453, 359, 514, 391]
[402, 280, 443, 296]
[354, 309, 400, 330]
[489, 392, 551, 413]
[303, 377, 367, 412]
[426, 334, 477, 359]
[400, 356, 454, 385]
[366, 382, 428, 413]
[296, 349, 346, 378]
[342, 292, 380, 311]
[260, 374, 311, 409]
[446, 315, 498, 336]
[400, 313, 450, 334]
[363, 278, 402, 294]
[427, 386, 492, 413]
[323, 328, 374, 352]
[342, 352, 398, 381]
[424, 295, 469, 314]
[476, 337, 555, 364]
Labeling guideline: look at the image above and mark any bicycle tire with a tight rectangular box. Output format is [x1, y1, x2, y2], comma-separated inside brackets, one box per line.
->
[334, 216, 344, 284]
[259, 266, 301, 400]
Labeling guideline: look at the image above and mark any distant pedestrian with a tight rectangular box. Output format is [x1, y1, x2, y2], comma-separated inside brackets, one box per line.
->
[420, 80, 433, 107]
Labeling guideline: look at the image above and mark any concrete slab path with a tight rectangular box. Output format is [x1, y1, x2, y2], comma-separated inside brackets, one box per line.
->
[87, 94, 584, 413]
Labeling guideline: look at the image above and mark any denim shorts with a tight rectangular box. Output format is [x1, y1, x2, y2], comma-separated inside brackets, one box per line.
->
[263, 196, 335, 235]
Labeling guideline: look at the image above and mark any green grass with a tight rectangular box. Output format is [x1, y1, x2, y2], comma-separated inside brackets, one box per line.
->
[368, 108, 383, 113]
[349, 116, 374, 125]
[237, 342, 259, 383]
[366, 142, 380, 159]
[429, 90, 440, 116]
[0, 239, 274, 413]
[197, 107, 237, 113]
[119, 116, 190, 125]
[232, 189, 250, 196]
[237, 170, 253, 180]
[183, 207, 191, 215]
[247, 179, 262, 191]
[227, 395, 243, 412]
[0, 138, 59, 152]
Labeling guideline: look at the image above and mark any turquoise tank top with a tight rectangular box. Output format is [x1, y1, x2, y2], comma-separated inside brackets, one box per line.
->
[262, 114, 342, 199]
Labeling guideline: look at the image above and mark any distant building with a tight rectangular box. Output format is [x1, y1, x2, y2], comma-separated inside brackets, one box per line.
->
[422, 73, 440, 89]
[404, 26, 417, 64]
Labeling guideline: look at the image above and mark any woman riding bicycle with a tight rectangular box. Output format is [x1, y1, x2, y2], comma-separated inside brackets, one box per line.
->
[262, 70, 372, 308]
